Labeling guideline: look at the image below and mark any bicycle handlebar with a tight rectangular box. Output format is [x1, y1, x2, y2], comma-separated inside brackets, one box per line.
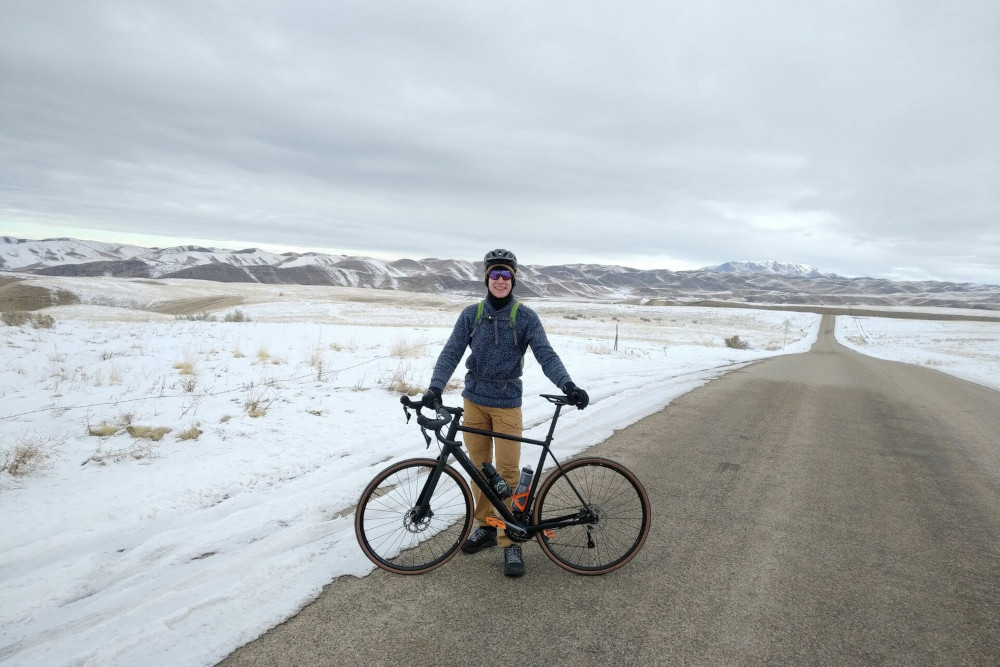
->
[399, 395, 453, 431]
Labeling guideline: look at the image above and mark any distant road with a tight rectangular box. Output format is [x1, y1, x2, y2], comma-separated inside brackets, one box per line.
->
[686, 299, 1000, 322]
[221, 315, 999, 666]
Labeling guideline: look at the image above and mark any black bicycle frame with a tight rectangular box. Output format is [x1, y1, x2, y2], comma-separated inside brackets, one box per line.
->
[412, 398, 596, 537]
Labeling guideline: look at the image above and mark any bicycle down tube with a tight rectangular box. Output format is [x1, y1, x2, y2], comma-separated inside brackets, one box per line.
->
[413, 397, 595, 538]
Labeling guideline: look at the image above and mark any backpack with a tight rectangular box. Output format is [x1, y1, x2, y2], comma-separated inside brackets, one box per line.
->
[470, 299, 522, 347]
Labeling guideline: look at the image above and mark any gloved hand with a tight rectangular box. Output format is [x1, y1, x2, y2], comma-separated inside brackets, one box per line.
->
[562, 382, 589, 410]
[421, 387, 442, 409]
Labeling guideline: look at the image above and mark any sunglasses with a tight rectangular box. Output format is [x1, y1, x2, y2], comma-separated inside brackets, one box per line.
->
[488, 269, 513, 281]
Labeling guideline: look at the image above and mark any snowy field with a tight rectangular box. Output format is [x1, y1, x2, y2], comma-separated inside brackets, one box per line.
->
[835, 316, 1000, 392]
[0, 280, 994, 666]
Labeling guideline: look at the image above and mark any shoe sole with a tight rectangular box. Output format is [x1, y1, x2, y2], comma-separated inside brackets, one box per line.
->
[504, 566, 525, 577]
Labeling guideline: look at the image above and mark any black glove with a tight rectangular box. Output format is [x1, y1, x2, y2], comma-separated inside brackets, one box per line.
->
[563, 382, 589, 410]
[421, 387, 442, 409]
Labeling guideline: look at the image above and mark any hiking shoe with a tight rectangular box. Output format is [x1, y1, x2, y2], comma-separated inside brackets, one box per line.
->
[461, 526, 497, 554]
[503, 545, 526, 577]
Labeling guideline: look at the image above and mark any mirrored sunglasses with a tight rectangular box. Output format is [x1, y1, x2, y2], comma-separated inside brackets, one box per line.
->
[488, 269, 513, 281]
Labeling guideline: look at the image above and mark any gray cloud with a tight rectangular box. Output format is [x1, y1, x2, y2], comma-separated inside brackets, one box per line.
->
[1, 0, 998, 283]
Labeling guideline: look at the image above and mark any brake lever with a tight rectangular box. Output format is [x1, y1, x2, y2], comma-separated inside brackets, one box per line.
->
[420, 426, 431, 447]
[402, 404, 412, 423]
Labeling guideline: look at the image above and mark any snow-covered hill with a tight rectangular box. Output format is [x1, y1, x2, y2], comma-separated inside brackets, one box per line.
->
[0, 236, 149, 268]
[3, 236, 999, 310]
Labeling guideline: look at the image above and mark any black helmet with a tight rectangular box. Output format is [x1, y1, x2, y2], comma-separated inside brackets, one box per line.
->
[484, 248, 517, 274]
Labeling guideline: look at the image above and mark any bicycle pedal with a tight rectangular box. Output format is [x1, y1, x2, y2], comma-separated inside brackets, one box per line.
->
[485, 516, 506, 530]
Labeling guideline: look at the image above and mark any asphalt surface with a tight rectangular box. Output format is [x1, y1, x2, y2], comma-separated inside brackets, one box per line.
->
[220, 315, 999, 666]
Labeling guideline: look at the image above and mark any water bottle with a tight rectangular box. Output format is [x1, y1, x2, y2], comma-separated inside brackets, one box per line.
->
[511, 465, 533, 514]
[481, 462, 511, 499]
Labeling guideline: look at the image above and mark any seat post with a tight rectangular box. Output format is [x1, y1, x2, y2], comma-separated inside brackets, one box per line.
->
[543, 403, 564, 444]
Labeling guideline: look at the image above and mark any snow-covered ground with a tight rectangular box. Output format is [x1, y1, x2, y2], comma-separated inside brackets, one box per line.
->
[0, 284, 995, 666]
[835, 316, 1000, 392]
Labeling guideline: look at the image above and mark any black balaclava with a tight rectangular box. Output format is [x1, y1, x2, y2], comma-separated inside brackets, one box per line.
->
[485, 261, 515, 309]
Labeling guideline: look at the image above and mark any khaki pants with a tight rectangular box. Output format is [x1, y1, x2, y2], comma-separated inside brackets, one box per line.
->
[463, 398, 523, 547]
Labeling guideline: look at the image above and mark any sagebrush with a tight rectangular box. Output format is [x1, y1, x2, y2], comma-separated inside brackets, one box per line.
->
[2, 311, 54, 328]
[725, 335, 750, 350]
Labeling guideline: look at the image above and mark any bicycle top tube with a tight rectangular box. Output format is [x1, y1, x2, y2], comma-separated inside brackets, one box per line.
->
[400, 394, 573, 448]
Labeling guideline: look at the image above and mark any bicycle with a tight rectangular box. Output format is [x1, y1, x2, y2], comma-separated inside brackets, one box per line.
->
[354, 393, 651, 576]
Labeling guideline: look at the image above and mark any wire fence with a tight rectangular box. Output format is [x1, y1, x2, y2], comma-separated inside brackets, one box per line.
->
[1, 338, 447, 422]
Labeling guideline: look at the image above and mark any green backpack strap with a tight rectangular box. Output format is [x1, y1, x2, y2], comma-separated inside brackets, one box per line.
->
[510, 301, 521, 347]
[470, 300, 485, 343]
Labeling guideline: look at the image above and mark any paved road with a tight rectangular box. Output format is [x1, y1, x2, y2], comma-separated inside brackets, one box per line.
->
[221, 315, 999, 666]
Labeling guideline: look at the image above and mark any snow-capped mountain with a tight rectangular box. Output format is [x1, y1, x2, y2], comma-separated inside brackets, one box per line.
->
[3, 236, 999, 311]
[702, 261, 831, 278]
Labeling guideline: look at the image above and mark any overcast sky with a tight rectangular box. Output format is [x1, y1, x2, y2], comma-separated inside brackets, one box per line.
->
[1, 1, 998, 283]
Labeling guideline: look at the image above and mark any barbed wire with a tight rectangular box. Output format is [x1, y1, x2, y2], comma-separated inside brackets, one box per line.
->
[0, 338, 447, 421]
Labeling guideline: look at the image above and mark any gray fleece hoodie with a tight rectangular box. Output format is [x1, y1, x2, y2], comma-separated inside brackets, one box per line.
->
[430, 299, 572, 408]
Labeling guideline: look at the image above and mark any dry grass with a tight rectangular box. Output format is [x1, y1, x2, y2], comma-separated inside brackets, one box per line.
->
[177, 424, 203, 441]
[380, 363, 423, 394]
[330, 339, 357, 352]
[126, 426, 172, 441]
[307, 347, 328, 380]
[390, 335, 424, 359]
[173, 361, 195, 375]
[2, 438, 49, 476]
[586, 341, 615, 355]
[88, 422, 121, 437]
[244, 388, 273, 418]
[87, 411, 135, 437]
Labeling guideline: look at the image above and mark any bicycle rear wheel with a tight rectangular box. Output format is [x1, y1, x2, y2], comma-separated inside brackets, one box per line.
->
[534, 457, 650, 575]
[355, 457, 474, 574]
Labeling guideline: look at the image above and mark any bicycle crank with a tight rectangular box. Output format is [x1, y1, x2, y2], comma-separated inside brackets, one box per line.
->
[485, 516, 530, 543]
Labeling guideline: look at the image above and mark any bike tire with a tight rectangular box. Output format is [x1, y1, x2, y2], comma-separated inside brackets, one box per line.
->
[355, 457, 474, 575]
[534, 457, 651, 575]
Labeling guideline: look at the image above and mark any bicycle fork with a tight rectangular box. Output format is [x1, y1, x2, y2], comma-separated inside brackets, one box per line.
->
[410, 454, 451, 523]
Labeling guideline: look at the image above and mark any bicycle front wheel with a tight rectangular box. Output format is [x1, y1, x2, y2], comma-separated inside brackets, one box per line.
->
[355, 458, 474, 574]
[534, 457, 651, 575]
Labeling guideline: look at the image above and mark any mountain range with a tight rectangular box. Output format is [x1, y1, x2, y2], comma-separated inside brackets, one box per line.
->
[2, 236, 998, 311]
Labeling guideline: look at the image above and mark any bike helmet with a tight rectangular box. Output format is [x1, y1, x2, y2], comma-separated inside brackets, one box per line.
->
[484, 248, 517, 274]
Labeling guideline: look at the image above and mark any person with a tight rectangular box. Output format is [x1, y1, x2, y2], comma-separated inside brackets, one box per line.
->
[421, 248, 589, 577]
